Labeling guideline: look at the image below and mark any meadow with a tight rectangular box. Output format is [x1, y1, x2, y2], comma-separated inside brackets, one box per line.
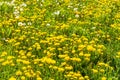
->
[0, 0, 120, 80]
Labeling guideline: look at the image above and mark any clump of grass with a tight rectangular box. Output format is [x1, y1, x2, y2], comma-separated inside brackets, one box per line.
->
[0, 0, 120, 80]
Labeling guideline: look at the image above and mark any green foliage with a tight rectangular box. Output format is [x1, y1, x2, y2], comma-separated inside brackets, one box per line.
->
[0, 0, 120, 80]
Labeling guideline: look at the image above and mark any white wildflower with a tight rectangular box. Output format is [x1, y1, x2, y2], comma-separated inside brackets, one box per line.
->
[74, 8, 78, 11]
[54, 11, 60, 15]
[75, 14, 79, 18]
[46, 23, 50, 26]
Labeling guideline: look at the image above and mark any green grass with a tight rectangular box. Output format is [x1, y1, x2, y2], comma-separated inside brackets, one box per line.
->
[0, 0, 120, 80]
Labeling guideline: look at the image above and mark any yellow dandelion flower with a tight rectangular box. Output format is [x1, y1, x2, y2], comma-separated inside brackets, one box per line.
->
[26, 52, 32, 57]
[78, 45, 85, 51]
[39, 64, 43, 67]
[36, 71, 41, 75]
[65, 66, 73, 70]
[28, 47, 32, 50]
[7, 56, 15, 60]
[104, 64, 109, 67]
[54, 43, 60, 46]
[22, 60, 30, 65]
[72, 50, 76, 54]
[14, 42, 20, 46]
[64, 56, 70, 61]
[16, 70, 22, 76]
[60, 62, 67, 66]
[11, 63, 15, 66]
[22, 66, 27, 70]
[25, 72, 32, 77]
[84, 76, 89, 79]
[101, 77, 107, 80]
[37, 77, 42, 80]
[19, 50, 26, 56]
[16, 59, 22, 63]
[117, 51, 120, 56]
[21, 55, 27, 59]
[58, 67, 65, 72]
[79, 77, 84, 80]
[66, 74, 72, 77]
[2, 60, 9, 66]
[84, 57, 90, 61]
[87, 45, 96, 51]
[117, 37, 120, 40]
[9, 77, 16, 80]
[97, 62, 105, 66]
[71, 58, 81, 62]
[84, 54, 91, 57]
[37, 46, 41, 50]
[57, 48, 62, 51]
[1, 51, 7, 57]
[116, 55, 119, 58]
[0, 58, 4, 62]
[21, 76, 25, 80]
[74, 73, 81, 77]
[58, 54, 68, 58]
[79, 51, 84, 56]
[99, 69, 105, 73]
[46, 58, 56, 64]
[53, 66, 58, 70]
[64, 51, 69, 54]
[49, 78, 54, 80]
[92, 69, 98, 73]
